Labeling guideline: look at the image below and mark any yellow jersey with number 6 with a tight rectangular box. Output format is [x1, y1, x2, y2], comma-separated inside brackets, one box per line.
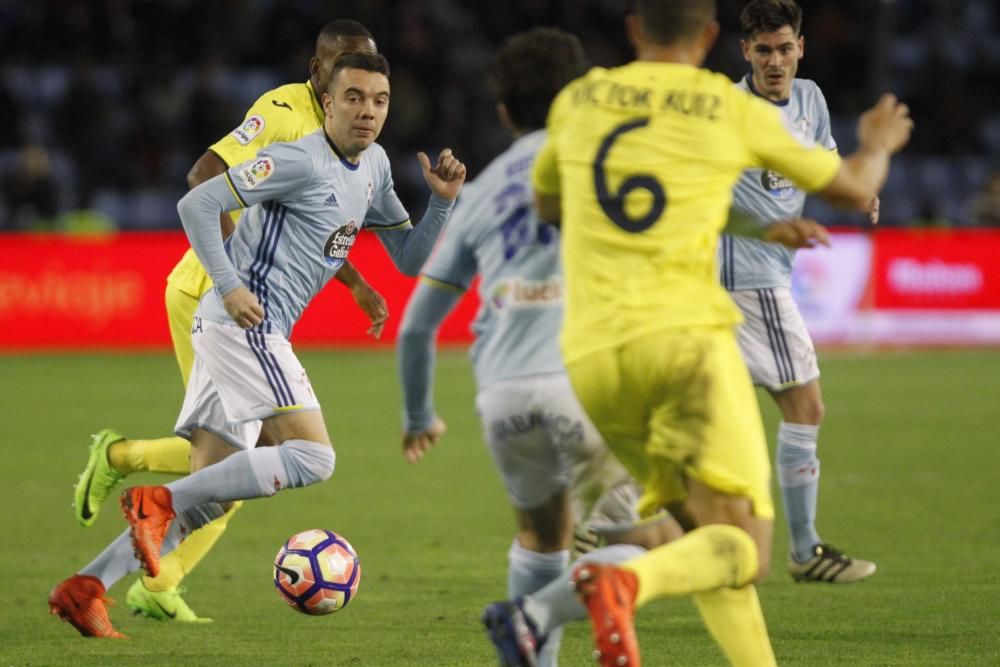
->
[533, 61, 841, 364]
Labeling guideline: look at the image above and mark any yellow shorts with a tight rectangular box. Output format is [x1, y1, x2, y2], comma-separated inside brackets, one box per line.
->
[165, 283, 211, 388]
[165, 249, 214, 387]
[565, 326, 773, 521]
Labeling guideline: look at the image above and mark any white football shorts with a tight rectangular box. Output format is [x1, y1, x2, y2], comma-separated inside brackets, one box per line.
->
[475, 372, 636, 525]
[730, 286, 820, 392]
[175, 317, 320, 449]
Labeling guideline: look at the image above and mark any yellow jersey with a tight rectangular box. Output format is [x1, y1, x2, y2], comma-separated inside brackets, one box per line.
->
[533, 61, 841, 363]
[167, 80, 327, 296]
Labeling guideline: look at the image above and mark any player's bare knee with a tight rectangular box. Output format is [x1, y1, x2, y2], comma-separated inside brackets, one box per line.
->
[776, 382, 825, 425]
[190, 429, 239, 471]
[800, 397, 825, 424]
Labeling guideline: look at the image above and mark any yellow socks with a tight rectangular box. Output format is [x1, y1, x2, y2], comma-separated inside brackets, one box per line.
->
[108, 437, 191, 475]
[694, 585, 776, 667]
[622, 524, 758, 607]
[620, 524, 774, 666]
[143, 501, 243, 591]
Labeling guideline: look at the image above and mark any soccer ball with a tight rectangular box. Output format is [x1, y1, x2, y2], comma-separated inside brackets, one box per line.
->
[273, 529, 361, 615]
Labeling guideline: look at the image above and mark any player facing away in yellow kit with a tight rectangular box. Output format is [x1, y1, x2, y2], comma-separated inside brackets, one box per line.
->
[532, 1, 913, 665]
[72, 20, 386, 622]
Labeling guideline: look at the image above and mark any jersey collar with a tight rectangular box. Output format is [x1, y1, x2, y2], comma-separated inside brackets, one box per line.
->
[744, 73, 790, 107]
[306, 79, 325, 124]
[323, 131, 361, 171]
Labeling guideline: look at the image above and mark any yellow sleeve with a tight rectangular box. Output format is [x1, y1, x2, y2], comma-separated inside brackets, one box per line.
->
[209, 93, 297, 167]
[531, 82, 576, 196]
[739, 90, 842, 193]
[532, 137, 560, 196]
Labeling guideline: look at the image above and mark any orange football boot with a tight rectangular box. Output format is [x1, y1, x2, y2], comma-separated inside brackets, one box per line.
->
[49, 574, 127, 638]
[120, 486, 175, 577]
[572, 562, 641, 666]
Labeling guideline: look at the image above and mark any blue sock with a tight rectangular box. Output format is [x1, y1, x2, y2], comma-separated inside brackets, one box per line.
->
[777, 421, 822, 562]
[507, 540, 569, 667]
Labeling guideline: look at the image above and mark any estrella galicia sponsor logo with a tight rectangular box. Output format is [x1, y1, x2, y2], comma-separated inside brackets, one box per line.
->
[323, 221, 360, 266]
[760, 169, 798, 199]
[238, 157, 274, 189]
[490, 277, 562, 310]
[232, 115, 265, 145]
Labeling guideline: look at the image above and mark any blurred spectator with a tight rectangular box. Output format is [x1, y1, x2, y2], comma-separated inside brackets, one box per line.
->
[970, 169, 1000, 227]
[186, 59, 241, 158]
[1, 144, 58, 231]
[910, 196, 953, 229]
[0, 0, 995, 230]
[0, 71, 24, 150]
[50, 60, 121, 206]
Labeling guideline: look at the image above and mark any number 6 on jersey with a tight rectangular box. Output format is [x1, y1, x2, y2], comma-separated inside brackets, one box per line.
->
[593, 117, 667, 233]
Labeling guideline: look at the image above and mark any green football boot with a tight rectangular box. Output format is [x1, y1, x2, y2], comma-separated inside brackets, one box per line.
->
[74, 429, 126, 527]
[126, 579, 212, 623]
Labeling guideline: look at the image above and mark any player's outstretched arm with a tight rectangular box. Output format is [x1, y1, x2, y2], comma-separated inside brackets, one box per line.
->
[337, 264, 388, 339]
[401, 417, 447, 464]
[820, 94, 913, 211]
[725, 207, 831, 250]
[417, 148, 467, 201]
[188, 151, 236, 238]
[762, 218, 831, 249]
[372, 149, 468, 276]
[868, 195, 880, 226]
[177, 175, 264, 328]
[396, 281, 462, 462]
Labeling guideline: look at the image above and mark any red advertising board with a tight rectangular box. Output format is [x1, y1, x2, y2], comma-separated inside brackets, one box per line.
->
[0, 232, 479, 350]
[3, 229, 1000, 350]
[871, 229, 1000, 310]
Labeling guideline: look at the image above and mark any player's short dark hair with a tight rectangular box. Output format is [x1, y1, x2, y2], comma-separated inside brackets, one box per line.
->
[331, 52, 390, 82]
[636, 0, 716, 45]
[740, 0, 803, 39]
[318, 19, 373, 47]
[490, 28, 588, 131]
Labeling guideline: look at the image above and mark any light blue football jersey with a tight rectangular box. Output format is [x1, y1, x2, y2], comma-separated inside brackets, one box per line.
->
[190, 130, 410, 337]
[420, 130, 564, 389]
[719, 75, 837, 290]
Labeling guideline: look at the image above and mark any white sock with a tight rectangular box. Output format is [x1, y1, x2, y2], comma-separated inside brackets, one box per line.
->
[508, 541, 569, 667]
[522, 543, 647, 636]
[77, 504, 223, 591]
[777, 421, 822, 562]
[167, 440, 334, 512]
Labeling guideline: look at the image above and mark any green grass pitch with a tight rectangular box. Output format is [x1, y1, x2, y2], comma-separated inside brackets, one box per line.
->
[1, 348, 998, 665]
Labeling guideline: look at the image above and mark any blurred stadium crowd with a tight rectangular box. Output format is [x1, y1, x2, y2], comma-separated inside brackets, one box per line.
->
[0, 0, 997, 232]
